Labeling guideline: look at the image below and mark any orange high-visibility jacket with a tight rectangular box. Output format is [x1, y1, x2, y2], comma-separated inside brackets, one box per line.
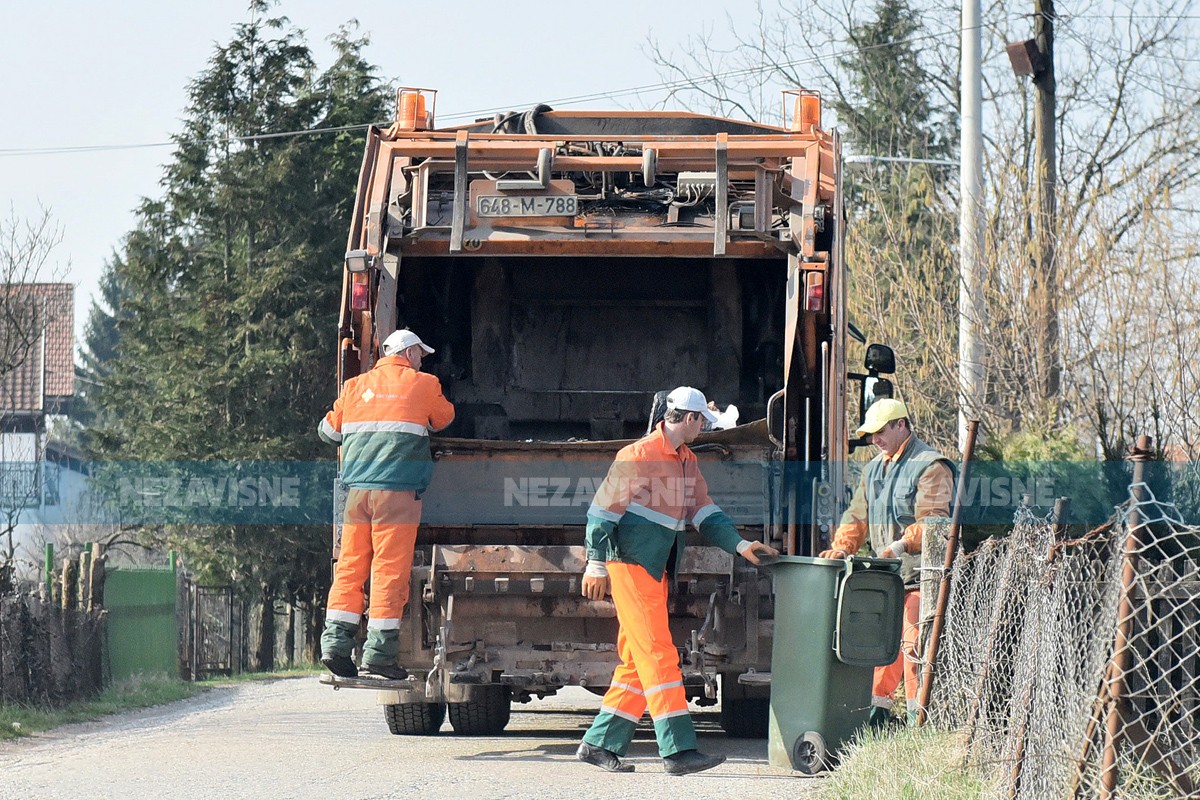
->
[318, 356, 454, 491]
[586, 423, 745, 579]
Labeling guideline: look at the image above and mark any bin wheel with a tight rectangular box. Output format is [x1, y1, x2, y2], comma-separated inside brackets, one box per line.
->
[791, 731, 828, 774]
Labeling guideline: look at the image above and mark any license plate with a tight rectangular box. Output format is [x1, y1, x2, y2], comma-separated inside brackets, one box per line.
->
[476, 194, 578, 217]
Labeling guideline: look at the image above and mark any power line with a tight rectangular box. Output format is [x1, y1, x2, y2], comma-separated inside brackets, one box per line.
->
[1051, 7, 1200, 72]
[438, 18, 998, 123]
[845, 154, 959, 167]
[0, 142, 175, 157]
[1058, 13, 1200, 21]
[1053, 18, 1200, 103]
[0, 16, 994, 158]
[0, 123, 380, 158]
[5, 14, 1188, 161]
[238, 122, 381, 142]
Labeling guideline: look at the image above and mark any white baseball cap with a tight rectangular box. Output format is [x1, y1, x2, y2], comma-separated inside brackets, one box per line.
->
[382, 329, 435, 356]
[666, 386, 719, 424]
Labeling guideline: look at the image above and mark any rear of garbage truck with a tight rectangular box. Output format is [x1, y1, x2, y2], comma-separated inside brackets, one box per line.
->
[330, 88, 865, 736]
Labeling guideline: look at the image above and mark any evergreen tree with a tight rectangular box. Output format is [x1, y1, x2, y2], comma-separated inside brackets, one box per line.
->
[829, 0, 953, 162]
[831, 0, 961, 447]
[69, 261, 129, 448]
[85, 4, 392, 663]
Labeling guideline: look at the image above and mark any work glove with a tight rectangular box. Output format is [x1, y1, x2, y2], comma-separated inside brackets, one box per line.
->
[879, 541, 907, 559]
[737, 540, 779, 565]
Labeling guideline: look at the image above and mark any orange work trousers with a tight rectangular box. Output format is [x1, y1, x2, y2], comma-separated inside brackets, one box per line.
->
[582, 561, 696, 757]
[872, 588, 922, 714]
[325, 488, 421, 630]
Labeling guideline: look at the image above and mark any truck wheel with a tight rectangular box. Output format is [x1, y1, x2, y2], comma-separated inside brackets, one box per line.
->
[447, 686, 511, 735]
[720, 696, 769, 739]
[383, 702, 446, 736]
[791, 731, 828, 774]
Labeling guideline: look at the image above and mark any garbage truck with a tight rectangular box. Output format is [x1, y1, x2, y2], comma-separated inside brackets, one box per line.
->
[325, 87, 895, 736]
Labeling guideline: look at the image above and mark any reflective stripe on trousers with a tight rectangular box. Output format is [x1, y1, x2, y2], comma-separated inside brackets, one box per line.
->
[582, 561, 697, 757]
[325, 488, 421, 623]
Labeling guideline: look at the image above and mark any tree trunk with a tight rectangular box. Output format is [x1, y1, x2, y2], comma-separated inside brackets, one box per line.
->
[255, 584, 275, 672]
[284, 599, 296, 667]
[61, 558, 78, 611]
[306, 593, 323, 664]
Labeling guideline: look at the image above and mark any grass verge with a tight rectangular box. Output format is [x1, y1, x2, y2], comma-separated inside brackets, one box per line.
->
[0, 673, 204, 742]
[198, 662, 320, 685]
[0, 664, 320, 742]
[817, 725, 998, 800]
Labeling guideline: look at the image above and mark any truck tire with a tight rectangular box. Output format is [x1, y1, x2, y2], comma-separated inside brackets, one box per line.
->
[383, 702, 446, 736]
[720, 696, 769, 739]
[447, 686, 511, 736]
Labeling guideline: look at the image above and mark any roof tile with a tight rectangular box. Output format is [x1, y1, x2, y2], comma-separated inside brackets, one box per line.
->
[0, 283, 73, 414]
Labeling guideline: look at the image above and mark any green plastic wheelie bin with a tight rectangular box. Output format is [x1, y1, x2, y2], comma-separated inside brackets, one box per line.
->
[766, 555, 904, 774]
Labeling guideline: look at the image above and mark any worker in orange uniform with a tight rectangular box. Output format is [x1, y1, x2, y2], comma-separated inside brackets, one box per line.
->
[318, 329, 455, 680]
[576, 387, 778, 775]
[819, 398, 954, 726]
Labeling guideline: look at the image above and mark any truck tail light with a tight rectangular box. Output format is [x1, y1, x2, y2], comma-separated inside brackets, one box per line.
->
[804, 272, 825, 312]
[351, 273, 369, 310]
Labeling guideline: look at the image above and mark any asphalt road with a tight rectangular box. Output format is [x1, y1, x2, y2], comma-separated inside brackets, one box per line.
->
[0, 677, 821, 800]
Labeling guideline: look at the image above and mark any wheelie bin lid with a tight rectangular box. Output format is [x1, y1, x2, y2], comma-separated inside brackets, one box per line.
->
[834, 565, 904, 667]
[760, 554, 852, 566]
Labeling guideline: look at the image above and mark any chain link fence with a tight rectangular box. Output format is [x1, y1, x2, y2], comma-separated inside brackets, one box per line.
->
[926, 486, 1200, 798]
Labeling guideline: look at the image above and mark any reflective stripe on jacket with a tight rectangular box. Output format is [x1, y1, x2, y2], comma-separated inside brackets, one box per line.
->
[318, 356, 455, 491]
[585, 423, 743, 580]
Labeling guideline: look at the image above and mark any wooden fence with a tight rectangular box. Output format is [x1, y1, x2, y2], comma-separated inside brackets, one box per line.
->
[2, 542, 327, 708]
[0, 547, 108, 706]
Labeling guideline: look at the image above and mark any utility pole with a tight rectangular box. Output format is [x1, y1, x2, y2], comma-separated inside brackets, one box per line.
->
[1033, 0, 1058, 401]
[959, 0, 986, 453]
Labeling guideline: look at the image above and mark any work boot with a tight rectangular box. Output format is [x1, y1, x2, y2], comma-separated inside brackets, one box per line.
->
[662, 750, 726, 776]
[868, 706, 897, 730]
[361, 661, 408, 680]
[576, 742, 634, 773]
[320, 619, 359, 677]
[320, 654, 358, 678]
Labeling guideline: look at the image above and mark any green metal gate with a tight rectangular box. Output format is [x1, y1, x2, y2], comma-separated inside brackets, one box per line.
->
[104, 565, 178, 681]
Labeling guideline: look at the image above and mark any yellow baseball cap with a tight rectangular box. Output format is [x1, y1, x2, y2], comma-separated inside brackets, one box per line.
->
[856, 398, 909, 436]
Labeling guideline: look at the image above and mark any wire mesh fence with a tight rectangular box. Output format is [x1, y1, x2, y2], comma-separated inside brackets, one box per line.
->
[926, 483, 1200, 798]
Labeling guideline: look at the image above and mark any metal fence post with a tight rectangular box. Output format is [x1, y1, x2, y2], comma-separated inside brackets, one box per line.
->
[43, 543, 54, 600]
[917, 419, 980, 726]
[1099, 434, 1153, 798]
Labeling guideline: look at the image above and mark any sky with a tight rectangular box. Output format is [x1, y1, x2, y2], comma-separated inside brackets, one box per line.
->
[0, 0, 751, 349]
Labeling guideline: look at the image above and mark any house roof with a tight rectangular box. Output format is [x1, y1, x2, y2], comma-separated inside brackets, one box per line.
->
[0, 283, 74, 414]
